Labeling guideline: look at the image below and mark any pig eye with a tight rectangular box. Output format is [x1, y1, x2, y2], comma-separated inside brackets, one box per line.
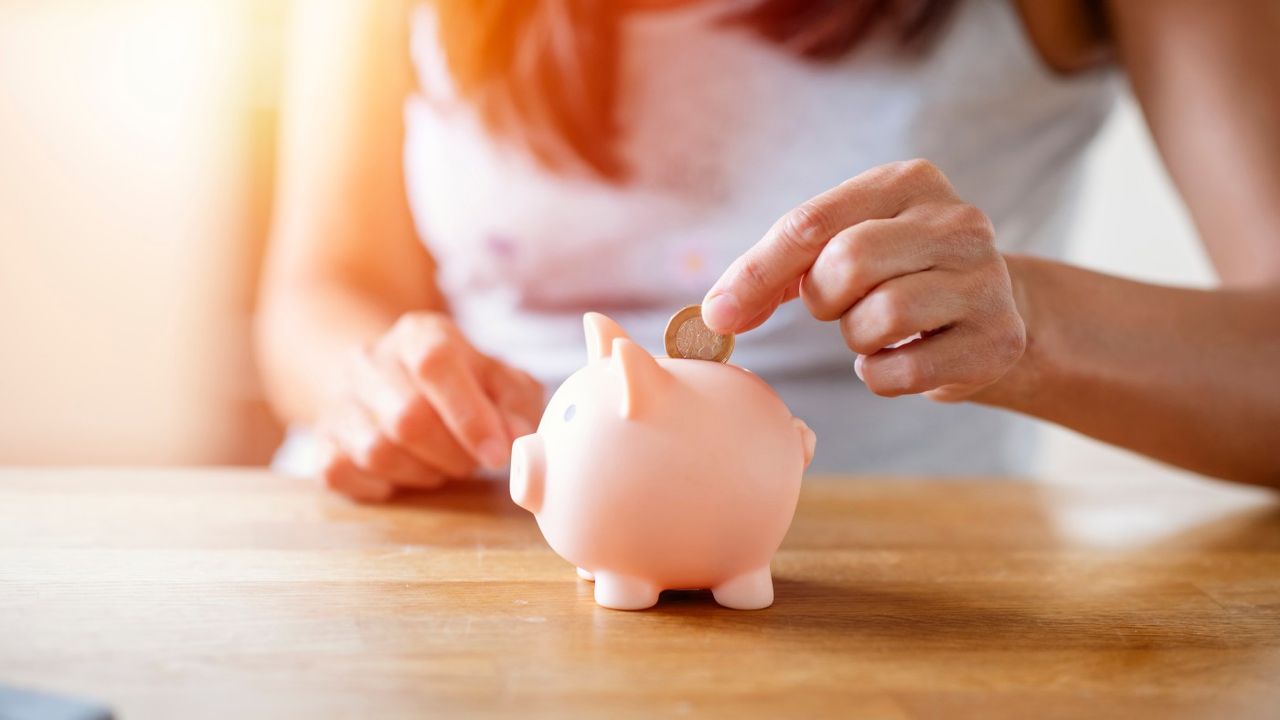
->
[563, 403, 577, 422]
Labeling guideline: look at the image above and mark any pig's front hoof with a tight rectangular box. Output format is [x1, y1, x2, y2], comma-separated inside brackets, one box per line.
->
[576, 567, 595, 582]
[593, 572, 659, 610]
[712, 566, 774, 610]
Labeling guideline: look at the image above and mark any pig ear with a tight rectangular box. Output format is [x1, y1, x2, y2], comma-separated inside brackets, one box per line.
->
[611, 338, 667, 420]
[584, 312, 630, 362]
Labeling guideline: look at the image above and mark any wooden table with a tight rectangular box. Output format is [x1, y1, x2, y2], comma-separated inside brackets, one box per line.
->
[2, 469, 1278, 719]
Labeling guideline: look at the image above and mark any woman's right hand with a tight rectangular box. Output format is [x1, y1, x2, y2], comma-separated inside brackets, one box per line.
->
[317, 312, 545, 502]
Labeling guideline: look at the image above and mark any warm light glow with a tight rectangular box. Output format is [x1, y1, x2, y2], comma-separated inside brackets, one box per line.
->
[0, 0, 287, 463]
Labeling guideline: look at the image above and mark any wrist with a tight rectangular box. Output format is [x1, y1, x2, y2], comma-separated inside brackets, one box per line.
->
[972, 254, 1055, 410]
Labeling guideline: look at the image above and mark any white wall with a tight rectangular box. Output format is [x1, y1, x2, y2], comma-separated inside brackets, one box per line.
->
[0, 0, 282, 464]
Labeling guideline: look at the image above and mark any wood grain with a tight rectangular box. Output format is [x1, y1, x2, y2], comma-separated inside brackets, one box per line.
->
[1, 469, 1278, 719]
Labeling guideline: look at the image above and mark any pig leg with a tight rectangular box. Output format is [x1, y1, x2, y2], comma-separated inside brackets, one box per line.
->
[593, 571, 659, 610]
[576, 567, 595, 582]
[711, 566, 773, 610]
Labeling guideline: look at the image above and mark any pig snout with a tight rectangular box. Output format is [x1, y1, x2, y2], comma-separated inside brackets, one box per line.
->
[509, 434, 546, 513]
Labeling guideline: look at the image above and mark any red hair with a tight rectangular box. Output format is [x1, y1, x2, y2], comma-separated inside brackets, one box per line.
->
[431, 0, 957, 179]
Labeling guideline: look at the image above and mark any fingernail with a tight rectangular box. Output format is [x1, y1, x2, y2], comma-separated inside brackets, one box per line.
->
[702, 293, 740, 333]
[477, 438, 509, 470]
[854, 355, 866, 382]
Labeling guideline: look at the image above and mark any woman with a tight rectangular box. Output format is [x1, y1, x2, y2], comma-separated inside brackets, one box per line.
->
[258, 0, 1280, 501]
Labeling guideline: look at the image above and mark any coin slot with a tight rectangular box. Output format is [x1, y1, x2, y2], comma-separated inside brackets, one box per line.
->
[563, 403, 577, 423]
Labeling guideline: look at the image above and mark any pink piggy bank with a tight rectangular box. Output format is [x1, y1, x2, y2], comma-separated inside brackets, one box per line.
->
[509, 313, 816, 610]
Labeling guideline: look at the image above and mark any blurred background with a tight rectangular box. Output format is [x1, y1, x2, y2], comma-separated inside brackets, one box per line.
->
[0, 0, 1215, 477]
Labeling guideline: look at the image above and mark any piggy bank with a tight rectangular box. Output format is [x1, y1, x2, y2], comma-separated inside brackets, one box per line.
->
[509, 313, 815, 610]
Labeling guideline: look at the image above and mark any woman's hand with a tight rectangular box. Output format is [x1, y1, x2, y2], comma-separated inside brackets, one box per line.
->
[702, 159, 1026, 402]
[318, 312, 544, 502]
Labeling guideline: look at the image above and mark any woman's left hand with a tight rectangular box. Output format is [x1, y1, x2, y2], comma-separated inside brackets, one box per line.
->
[702, 159, 1026, 402]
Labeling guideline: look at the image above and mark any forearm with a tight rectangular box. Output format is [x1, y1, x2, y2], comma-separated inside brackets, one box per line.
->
[256, 0, 434, 427]
[256, 278, 406, 427]
[980, 255, 1280, 485]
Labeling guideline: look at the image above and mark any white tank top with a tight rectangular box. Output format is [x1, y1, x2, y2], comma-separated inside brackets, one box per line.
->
[396, 0, 1117, 475]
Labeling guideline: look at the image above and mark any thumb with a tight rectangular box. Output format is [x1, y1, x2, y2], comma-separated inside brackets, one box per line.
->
[702, 207, 830, 334]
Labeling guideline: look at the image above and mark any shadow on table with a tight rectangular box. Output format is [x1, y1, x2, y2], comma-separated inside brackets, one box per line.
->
[1150, 505, 1280, 552]
[374, 473, 1280, 653]
[645, 579, 1053, 645]
[319, 477, 541, 548]
[380, 477, 529, 518]
[638, 501, 1280, 651]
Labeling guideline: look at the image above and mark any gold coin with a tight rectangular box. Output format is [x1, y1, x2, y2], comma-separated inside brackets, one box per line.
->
[664, 304, 735, 363]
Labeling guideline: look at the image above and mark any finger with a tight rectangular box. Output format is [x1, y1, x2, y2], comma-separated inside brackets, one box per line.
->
[801, 218, 930, 322]
[348, 348, 477, 478]
[329, 404, 446, 489]
[837, 270, 968, 355]
[481, 362, 544, 440]
[319, 444, 396, 503]
[703, 160, 950, 334]
[398, 334, 510, 470]
[735, 277, 802, 333]
[801, 202, 997, 322]
[858, 323, 1019, 398]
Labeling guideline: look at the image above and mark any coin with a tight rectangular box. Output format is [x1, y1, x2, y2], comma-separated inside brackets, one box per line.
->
[664, 304, 735, 363]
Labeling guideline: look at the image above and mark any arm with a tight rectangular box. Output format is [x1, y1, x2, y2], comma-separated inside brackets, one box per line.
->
[258, 0, 436, 424]
[981, 0, 1280, 484]
[257, 1, 542, 500]
[989, 258, 1280, 484]
[701, 0, 1280, 486]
